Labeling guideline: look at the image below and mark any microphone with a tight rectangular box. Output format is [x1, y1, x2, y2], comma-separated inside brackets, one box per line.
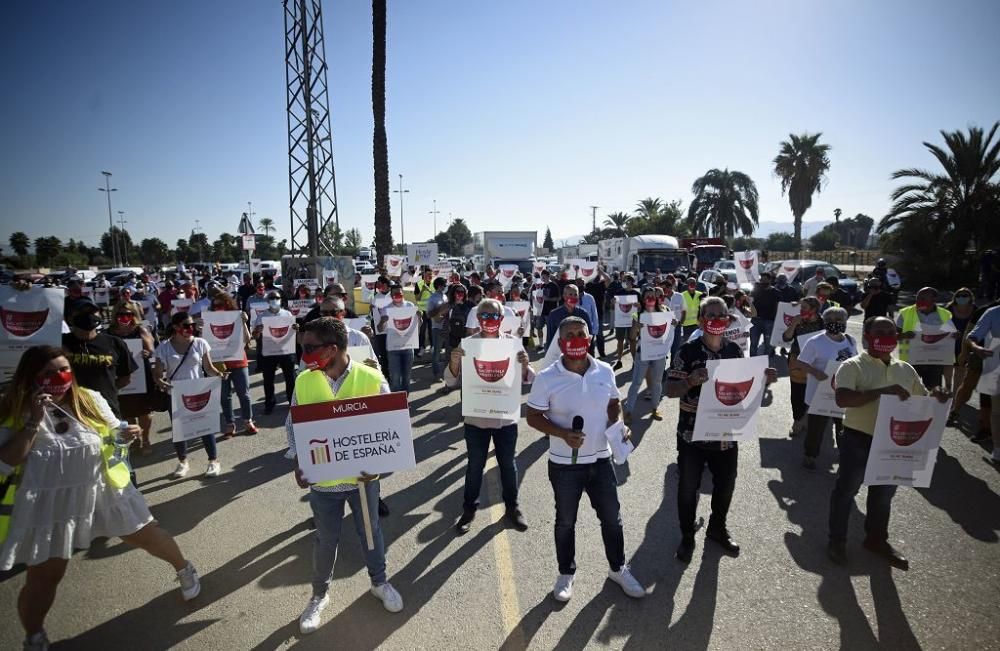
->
[571, 415, 584, 464]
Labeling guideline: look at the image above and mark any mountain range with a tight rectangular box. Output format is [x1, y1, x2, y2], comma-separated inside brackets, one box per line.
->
[554, 220, 834, 247]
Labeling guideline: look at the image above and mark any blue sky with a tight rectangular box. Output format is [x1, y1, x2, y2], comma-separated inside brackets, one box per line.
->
[1, 0, 998, 252]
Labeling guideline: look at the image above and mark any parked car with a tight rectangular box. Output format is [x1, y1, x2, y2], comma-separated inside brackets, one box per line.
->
[698, 269, 753, 295]
[767, 259, 861, 308]
[713, 260, 736, 272]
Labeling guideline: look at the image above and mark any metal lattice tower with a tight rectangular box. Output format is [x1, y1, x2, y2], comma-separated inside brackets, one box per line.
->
[284, 0, 340, 257]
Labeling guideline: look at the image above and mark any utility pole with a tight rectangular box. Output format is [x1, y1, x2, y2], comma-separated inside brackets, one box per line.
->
[429, 199, 440, 238]
[193, 220, 204, 263]
[590, 205, 599, 234]
[393, 173, 409, 245]
[98, 171, 118, 267]
[117, 211, 128, 265]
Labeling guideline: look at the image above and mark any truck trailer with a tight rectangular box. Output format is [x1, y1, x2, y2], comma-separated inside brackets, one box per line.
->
[474, 231, 538, 276]
[598, 235, 686, 276]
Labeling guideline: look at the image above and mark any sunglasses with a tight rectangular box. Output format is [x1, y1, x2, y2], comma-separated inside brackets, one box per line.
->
[178, 323, 195, 329]
[302, 343, 332, 353]
[478, 312, 503, 321]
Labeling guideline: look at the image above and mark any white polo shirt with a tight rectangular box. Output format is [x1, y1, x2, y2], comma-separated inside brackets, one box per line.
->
[665, 291, 686, 323]
[527, 356, 619, 464]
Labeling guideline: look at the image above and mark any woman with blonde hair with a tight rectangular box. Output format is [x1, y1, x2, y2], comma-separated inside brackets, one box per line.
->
[108, 301, 157, 453]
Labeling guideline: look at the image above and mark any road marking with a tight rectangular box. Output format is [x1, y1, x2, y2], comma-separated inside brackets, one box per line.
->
[485, 454, 526, 649]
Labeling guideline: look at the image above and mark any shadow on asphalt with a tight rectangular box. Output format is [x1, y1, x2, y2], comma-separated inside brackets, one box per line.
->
[916, 447, 1000, 542]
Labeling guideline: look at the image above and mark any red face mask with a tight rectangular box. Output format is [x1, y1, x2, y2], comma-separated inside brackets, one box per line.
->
[256, 288, 265, 296]
[478, 316, 502, 335]
[116, 315, 134, 327]
[800, 310, 815, 320]
[871, 335, 898, 354]
[704, 317, 730, 335]
[644, 299, 657, 308]
[564, 297, 579, 309]
[817, 295, 828, 304]
[301, 349, 331, 370]
[916, 300, 933, 311]
[455, 293, 466, 302]
[687, 284, 696, 292]
[38, 370, 74, 397]
[559, 335, 590, 359]
[391, 294, 403, 304]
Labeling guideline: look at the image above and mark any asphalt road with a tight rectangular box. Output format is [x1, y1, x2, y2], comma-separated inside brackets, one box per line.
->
[2, 313, 998, 650]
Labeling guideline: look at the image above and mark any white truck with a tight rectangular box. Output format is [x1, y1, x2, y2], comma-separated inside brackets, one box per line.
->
[474, 231, 537, 276]
[599, 235, 687, 276]
[558, 243, 599, 263]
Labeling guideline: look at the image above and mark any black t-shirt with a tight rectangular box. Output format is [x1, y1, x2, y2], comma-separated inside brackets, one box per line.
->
[541, 281, 562, 316]
[863, 291, 894, 319]
[586, 279, 607, 312]
[751, 286, 781, 320]
[668, 338, 744, 449]
[777, 285, 800, 303]
[62, 332, 138, 418]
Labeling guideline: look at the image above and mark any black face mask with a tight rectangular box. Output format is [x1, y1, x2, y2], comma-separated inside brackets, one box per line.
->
[825, 321, 847, 335]
[72, 313, 101, 331]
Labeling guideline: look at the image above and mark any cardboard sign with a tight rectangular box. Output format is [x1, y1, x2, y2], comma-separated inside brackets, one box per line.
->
[692, 356, 769, 442]
[242, 234, 256, 251]
[261, 314, 296, 356]
[507, 301, 531, 334]
[0, 286, 64, 382]
[295, 279, 320, 295]
[864, 395, 950, 488]
[531, 289, 545, 315]
[578, 261, 598, 281]
[734, 250, 760, 285]
[907, 324, 957, 365]
[725, 312, 752, 357]
[461, 337, 522, 419]
[321, 269, 339, 287]
[385, 255, 405, 277]
[640, 310, 673, 361]
[94, 287, 110, 306]
[407, 243, 438, 266]
[431, 262, 453, 281]
[808, 360, 845, 418]
[171, 298, 193, 316]
[119, 338, 148, 396]
[348, 344, 377, 364]
[292, 391, 415, 482]
[614, 295, 638, 328]
[170, 376, 222, 442]
[777, 260, 800, 282]
[202, 311, 245, 362]
[386, 305, 419, 351]
[360, 274, 378, 304]
[246, 299, 270, 323]
[770, 302, 800, 348]
[533, 261, 547, 274]
[347, 317, 370, 333]
[288, 299, 315, 318]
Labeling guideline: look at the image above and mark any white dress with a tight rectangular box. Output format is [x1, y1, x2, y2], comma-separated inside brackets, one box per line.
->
[0, 390, 153, 570]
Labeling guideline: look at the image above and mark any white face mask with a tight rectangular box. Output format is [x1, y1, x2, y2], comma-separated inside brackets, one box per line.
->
[268, 299, 281, 310]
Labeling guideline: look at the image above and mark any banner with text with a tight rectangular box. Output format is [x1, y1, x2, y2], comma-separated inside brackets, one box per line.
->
[692, 355, 768, 442]
[407, 243, 438, 267]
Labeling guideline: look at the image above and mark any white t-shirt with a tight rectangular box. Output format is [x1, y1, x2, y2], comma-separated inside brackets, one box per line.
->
[665, 292, 686, 323]
[798, 332, 858, 404]
[527, 356, 619, 464]
[155, 337, 212, 381]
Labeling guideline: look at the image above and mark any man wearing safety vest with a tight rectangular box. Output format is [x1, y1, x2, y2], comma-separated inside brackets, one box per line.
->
[415, 267, 435, 357]
[681, 277, 703, 341]
[895, 286, 957, 390]
[286, 317, 404, 635]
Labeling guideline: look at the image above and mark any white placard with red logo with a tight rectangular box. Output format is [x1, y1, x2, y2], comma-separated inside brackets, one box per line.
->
[170, 376, 222, 442]
[864, 395, 950, 488]
[94, 287, 110, 306]
[777, 260, 800, 282]
[533, 261, 547, 274]
[292, 391, 415, 482]
[242, 234, 256, 251]
[808, 360, 844, 418]
[386, 305, 419, 351]
[431, 262, 453, 281]
[347, 317, 370, 333]
[461, 337, 522, 419]
[407, 243, 438, 267]
[119, 338, 148, 396]
[497, 264, 519, 290]
[640, 310, 673, 361]
[348, 344, 376, 364]
[507, 301, 531, 333]
[171, 298, 193, 316]
[735, 251, 759, 285]
[321, 269, 338, 287]
[577, 261, 598, 281]
[531, 289, 545, 314]
[770, 302, 799, 348]
[907, 323, 957, 365]
[725, 312, 752, 357]
[0, 286, 64, 382]
[246, 299, 270, 322]
[614, 295, 638, 328]
[692, 355, 769, 442]
[202, 311, 244, 362]
[500, 313, 521, 336]
[360, 274, 378, 304]
[261, 314, 296, 356]
[384, 255, 405, 277]
[288, 299, 315, 318]
[976, 336, 1000, 395]
[250, 258, 262, 274]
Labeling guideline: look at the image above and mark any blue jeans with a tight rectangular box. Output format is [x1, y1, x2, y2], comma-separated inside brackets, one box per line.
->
[309, 482, 387, 597]
[828, 428, 898, 544]
[547, 459, 625, 575]
[463, 423, 519, 510]
[430, 327, 445, 377]
[221, 366, 253, 424]
[169, 411, 218, 461]
[749, 318, 774, 357]
[625, 356, 666, 414]
[388, 349, 414, 393]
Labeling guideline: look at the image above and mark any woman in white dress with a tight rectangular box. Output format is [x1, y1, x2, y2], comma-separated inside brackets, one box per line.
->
[0, 345, 201, 650]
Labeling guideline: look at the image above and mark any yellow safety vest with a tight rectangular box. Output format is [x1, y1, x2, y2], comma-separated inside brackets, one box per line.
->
[293, 364, 385, 488]
[681, 290, 703, 326]
[898, 304, 952, 362]
[415, 281, 433, 311]
[0, 400, 130, 543]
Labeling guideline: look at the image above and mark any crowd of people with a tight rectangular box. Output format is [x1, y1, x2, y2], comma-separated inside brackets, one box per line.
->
[0, 257, 996, 648]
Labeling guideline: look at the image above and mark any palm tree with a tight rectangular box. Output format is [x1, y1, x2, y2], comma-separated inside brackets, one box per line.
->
[371, 0, 393, 261]
[603, 212, 632, 237]
[834, 208, 842, 223]
[773, 132, 832, 252]
[634, 197, 664, 221]
[8, 231, 29, 256]
[258, 217, 274, 237]
[878, 123, 1000, 277]
[686, 168, 760, 238]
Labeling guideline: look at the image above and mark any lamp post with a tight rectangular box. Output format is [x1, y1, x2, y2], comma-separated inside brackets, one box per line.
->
[98, 171, 118, 266]
[429, 199, 440, 238]
[193, 220, 204, 263]
[393, 173, 409, 246]
[117, 211, 128, 265]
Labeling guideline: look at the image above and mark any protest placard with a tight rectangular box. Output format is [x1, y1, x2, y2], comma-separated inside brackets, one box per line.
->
[202, 310, 245, 362]
[171, 298, 193, 316]
[461, 337, 522, 419]
[864, 395, 950, 488]
[497, 264, 519, 289]
[0, 286, 63, 382]
[735, 250, 760, 285]
[119, 339, 148, 396]
[507, 301, 531, 333]
[407, 243, 438, 266]
[288, 299, 315, 318]
[725, 312, 752, 357]
[360, 274, 378, 303]
[170, 377, 222, 442]
[261, 314, 296, 356]
[577, 261, 598, 281]
[94, 287, 110, 306]
[770, 302, 800, 348]
[977, 336, 1000, 395]
[639, 310, 673, 361]
[808, 360, 844, 418]
[387, 305, 419, 351]
[692, 356, 768, 442]
[384, 255, 405, 277]
[246, 299, 270, 323]
[777, 260, 800, 281]
[614, 295, 638, 328]
[907, 324, 957, 365]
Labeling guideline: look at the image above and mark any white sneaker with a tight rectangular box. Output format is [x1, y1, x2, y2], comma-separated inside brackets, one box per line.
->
[206, 460, 222, 477]
[298, 594, 330, 634]
[608, 565, 646, 598]
[171, 461, 190, 479]
[553, 574, 574, 602]
[23, 630, 50, 651]
[370, 582, 404, 613]
[176, 562, 201, 601]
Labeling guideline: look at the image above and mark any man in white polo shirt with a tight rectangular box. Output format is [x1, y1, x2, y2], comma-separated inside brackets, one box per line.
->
[526, 316, 645, 603]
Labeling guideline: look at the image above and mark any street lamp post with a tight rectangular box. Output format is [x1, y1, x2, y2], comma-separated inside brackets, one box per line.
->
[429, 199, 440, 238]
[98, 171, 118, 267]
[393, 173, 409, 245]
[194, 220, 204, 263]
[117, 211, 128, 265]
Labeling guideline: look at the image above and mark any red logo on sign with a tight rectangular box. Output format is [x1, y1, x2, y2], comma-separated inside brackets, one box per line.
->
[920, 333, 949, 344]
[618, 302, 634, 313]
[269, 326, 290, 338]
[646, 323, 667, 338]
[473, 357, 510, 382]
[889, 417, 932, 446]
[783, 312, 796, 326]
[581, 267, 594, 277]
[714, 378, 755, 406]
[393, 317, 412, 330]
[739, 258, 754, 269]
[502, 269, 515, 278]
[176, 305, 191, 313]
[783, 266, 796, 274]
[0, 307, 49, 337]
[182, 391, 212, 412]
[210, 322, 234, 339]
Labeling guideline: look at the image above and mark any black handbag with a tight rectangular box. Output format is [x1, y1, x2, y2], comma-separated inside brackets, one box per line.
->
[149, 344, 192, 412]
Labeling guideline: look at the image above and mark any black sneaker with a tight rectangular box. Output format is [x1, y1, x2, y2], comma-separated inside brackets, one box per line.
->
[972, 429, 990, 442]
[802, 456, 817, 471]
[827, 541, 847, 565]
[675, 536, 695, 563]
[705, 527, 740, 556]
[378, 498, 390, 517]
[505, 507, 528, 532]
[863, 538, 909, 570]
[456, 508, 476, 534]
[263, 403, 274, 416]
[613, 361, 623, 370]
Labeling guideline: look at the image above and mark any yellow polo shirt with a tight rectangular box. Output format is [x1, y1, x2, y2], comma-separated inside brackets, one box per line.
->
[834, 351, 926, 436]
